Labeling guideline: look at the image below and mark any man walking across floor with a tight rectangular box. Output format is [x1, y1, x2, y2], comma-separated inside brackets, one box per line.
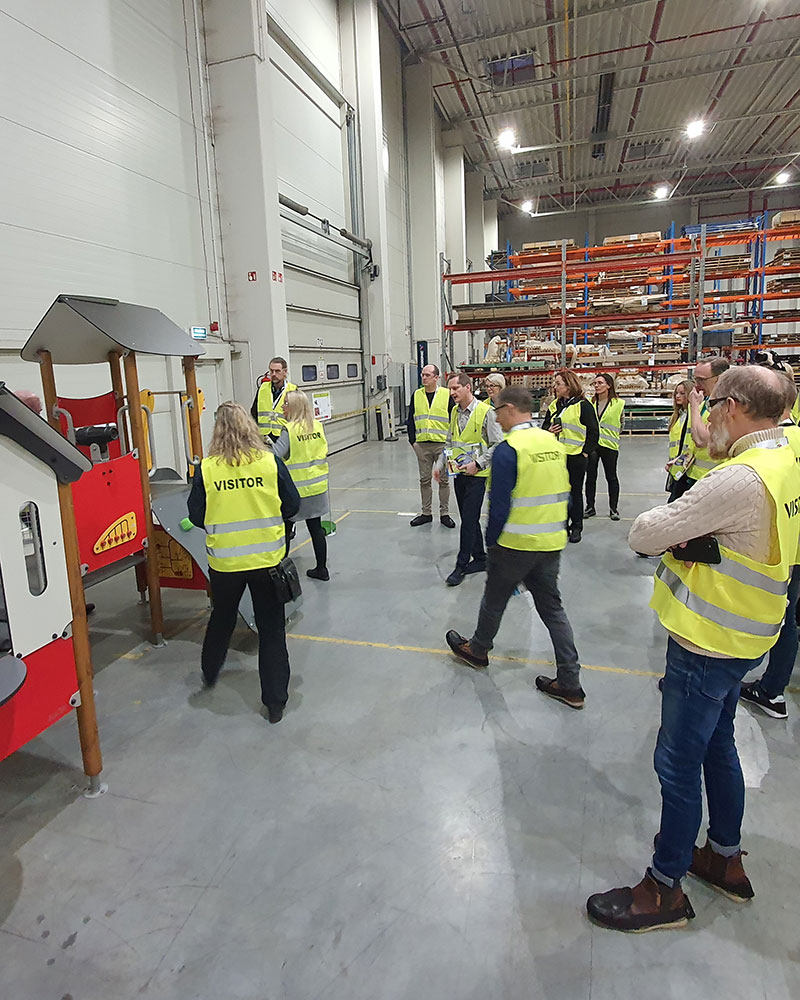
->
[434, 373, 503, 587]
[444, 386, 585, 709]
[251, 356, 298, 441]
[407, 364, 455, 529]
[587, 366, 800, 933]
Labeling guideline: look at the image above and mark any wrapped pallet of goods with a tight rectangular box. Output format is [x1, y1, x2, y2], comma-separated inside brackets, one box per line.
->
[602, 231, 662, 246]
[772, 210, 800, 227]
[616, 370, 650, 393]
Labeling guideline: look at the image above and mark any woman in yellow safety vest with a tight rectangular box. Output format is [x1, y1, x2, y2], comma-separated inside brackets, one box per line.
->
[273, 390, 331, 582]
[187, 402, 300, 723]
[541, 369, 599, 543]
[665, 379, 693, 503]
[585, 373, 624, 521]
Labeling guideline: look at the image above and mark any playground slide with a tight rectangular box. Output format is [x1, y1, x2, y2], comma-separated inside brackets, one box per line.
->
[150, 477, 302, 630]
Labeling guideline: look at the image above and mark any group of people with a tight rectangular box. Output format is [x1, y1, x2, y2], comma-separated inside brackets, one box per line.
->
[189, 351, 800, 937]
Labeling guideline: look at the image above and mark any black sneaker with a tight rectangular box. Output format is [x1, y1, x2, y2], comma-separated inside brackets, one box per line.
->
[410, 514, 433, 527]
[440, 515, 456, 529]
[739, 682, 787, 719]
[568, 528, 582, 543]
[609, 510, 620, 521]
[463, 560, 487, 575]
[585, 507, 597, 518]
[446, 567, 466, 587]
[266, 703, 285, 724]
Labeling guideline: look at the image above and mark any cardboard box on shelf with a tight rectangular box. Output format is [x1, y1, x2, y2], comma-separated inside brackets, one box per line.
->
[602, 232, 662, 246]
[773, 210, 800, 228]
[520, 239, 577, 252]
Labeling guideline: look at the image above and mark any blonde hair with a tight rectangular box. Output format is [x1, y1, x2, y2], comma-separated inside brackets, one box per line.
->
[283, 390, 315, 435]
[485, 373, 506, 389]
[554, 369, 585, 399]
[669, 380, 693, 431]
[208, 401, 268, 466]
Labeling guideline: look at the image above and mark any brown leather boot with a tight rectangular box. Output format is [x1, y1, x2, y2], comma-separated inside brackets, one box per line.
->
[689, 841, 754, 902]
[587, 871, 695, 932]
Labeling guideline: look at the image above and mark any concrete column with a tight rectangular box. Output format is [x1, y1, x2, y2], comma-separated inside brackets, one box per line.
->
[340, 0, 391, 418]
[483, 199, 499, 261]
[203, 0, 288, 405]
[465, 170, 486, 363]
[443, 143, 468, 366]
[405, 61, 443, 371]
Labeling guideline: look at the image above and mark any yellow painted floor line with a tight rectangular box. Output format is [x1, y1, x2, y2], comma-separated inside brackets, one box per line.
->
[291, 510, 352, 552]
[286, 631, 662, 678]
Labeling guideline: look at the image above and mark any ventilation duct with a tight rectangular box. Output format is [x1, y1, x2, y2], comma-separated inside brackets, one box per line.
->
[591, 72, 615, 160]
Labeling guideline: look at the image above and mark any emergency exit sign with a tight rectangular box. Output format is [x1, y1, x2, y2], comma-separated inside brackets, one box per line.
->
[190, 326, 208, 340]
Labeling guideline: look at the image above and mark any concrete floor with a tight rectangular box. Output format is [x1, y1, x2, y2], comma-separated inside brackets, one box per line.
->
[2, 437, 799, 1000]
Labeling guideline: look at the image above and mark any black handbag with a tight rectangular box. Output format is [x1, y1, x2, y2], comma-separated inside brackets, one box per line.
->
[269, 556, 302, 604]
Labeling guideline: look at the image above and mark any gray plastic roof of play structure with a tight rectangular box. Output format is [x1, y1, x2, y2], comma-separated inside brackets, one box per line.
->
[0, 383, 92, 484]
[21, 295, 206, 365]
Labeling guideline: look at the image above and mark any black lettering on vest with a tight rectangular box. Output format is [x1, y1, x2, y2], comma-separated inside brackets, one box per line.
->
[297, 431, 322, 442]
[227, 479, 234, 489]
[214, 481, 222, 491]
[784, 495, 800, 517]
[256, 477, 264, 486]
[246, 477, 255, 487]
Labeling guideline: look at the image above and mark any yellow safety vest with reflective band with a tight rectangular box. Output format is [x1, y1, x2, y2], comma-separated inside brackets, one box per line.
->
[449, 400, 491, 478]
[498, 426, 569, 551]
[548, 399, 586, 456]
[413, 386, 450, 443]
[596, 398, 625, 452]
[286, 420, 329, 498]
[782, 424, 800, 562]
[650, 441, 800, 658]
[687, 402, 721, 481]
[256, 380, 298, 437]
[668, 411, 690, 480]
[791, 395, 800, 426]
[202, 452, 285, 572]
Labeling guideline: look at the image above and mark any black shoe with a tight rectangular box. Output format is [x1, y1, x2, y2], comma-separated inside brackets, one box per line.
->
[463, 560, 487, 575]
[410, 514, 433, 527]
[610, 510, 620, 521]
[85, 602, 96, 615]
[587, 872, 695, 933]
[739, 681, 787, 719]
[658, 677, 664, 693]
[636, 552, 650, 558]
[440, 515, 456, 529]
[585, 507, 597, 518]
[201, 673, 216, 690]
[568, 528, 582, 543]
[266, 703, 284, 724]
[535, 675, 585, 710]
[306, 567, 330, 582]
[445, 630, 489, 669]
[289, 525, 296, 540]
[446, 567, 466, 587]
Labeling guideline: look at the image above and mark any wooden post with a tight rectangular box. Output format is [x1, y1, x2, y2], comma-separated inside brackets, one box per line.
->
[38, 350, 104, 787]
[108, 350, 128, 451]
[182, 356, 204, 464]
[123, 351, 166, 646]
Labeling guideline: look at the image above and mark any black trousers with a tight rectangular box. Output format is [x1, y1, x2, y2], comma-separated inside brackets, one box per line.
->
[302, 517, 328, 570]
[202, 567, 290, 707]
[453, 473, 487, 568]
[566, 454, 587, 532]
[585, 446, 620, 511]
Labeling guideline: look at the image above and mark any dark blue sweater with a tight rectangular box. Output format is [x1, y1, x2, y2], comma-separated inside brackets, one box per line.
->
[485, 440, 517, 548]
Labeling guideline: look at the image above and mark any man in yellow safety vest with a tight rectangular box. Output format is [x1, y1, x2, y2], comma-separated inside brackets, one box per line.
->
[406, 364, 455, 529]
[588, 366, 800, 933]
[250, 356, 298, 440]
[445, 386, 585, 709]
[686, 355, 730, 484]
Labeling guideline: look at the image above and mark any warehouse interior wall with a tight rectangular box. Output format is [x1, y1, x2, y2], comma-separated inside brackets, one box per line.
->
[0, 0, 228, 471]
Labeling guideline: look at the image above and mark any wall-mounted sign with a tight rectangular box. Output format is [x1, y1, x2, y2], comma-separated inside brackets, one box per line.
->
[190, 326, 208, 340]
[312, 390, 332, 421]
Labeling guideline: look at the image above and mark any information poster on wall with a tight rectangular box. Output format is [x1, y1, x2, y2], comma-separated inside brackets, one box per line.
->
[312, 390, 332, 421]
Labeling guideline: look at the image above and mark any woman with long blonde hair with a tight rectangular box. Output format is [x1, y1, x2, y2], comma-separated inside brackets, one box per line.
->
[273, 390, 331, 581]
[666, 379, 693, 503]
[187, 401, 301, 723]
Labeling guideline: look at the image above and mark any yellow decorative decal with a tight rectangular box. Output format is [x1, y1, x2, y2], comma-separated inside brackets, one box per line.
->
[93, 512, 138, 553]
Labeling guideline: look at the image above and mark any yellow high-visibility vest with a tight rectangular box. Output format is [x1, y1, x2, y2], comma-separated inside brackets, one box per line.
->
[412, 386, 450, 443]
[651, 441, 800, 658]
[687, 402, 722, 481]
[596, 397, 625, 452]
[256, 380, 298, 438]
[791, 395, 800, 425]
[548, 399, 586, 456]
[497, 426, 569, 551]
[285, 420, 329, 498]
[668, 411, 690, 480]
[782, 424, 800, 562]
[202, 452, 285, 572]
[449, 400, 491, 478]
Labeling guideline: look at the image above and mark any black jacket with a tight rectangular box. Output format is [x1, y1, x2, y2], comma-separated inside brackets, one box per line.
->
[541, 396, 599, 454]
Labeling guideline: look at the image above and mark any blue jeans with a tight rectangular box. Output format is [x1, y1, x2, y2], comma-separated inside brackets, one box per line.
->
[652, 637, 760, 885]
[756, 564, 800, 698]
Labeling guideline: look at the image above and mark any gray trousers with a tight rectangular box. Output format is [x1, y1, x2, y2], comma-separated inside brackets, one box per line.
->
[471, 545, 582, 691]
[413, 441, 450, 515]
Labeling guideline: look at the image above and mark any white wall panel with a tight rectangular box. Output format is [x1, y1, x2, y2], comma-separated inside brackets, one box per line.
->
[267, 0, 340, 89]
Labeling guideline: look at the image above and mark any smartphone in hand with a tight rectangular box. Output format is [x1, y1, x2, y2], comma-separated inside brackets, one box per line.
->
[672, 535, 722, 565]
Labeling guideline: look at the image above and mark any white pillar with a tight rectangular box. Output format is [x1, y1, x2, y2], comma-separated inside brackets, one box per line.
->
[340, 0, 391, 417]
[203, 0, 289, 405]
[465, 170, 487, 364]
[483, 199, 499, 261]
[443, 143, 468, 366]
[406, 61, 443, 372]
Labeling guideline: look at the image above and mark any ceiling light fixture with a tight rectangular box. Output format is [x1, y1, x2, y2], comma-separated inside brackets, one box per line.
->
[520, 199, 534, 214]
[497, 128, 517, 150]
[685, 119, 705, 139]
[775, 170, 791, 185]
[654, 184, 670, 200]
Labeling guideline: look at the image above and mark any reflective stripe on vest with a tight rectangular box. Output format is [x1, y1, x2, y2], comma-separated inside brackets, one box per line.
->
[687, 403, 721, 481]
[286, 420, 329, 498]
[256, 381, 298, 437]
[668, 411, 689, 479]
[557, 401, 587, 455]
[596, 398, 624, 451]
[449, 400, 491, 477]
[202, 452, 285, 571]
[650, 442, 800, 658]
[413, 386, 450, 443]
[497, 427, 569, 551]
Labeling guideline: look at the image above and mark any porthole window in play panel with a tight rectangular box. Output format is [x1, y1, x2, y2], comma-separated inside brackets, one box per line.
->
[326, 364, 340, 380]
[19, 502, 47, 596]
[301, 365, 318, 383]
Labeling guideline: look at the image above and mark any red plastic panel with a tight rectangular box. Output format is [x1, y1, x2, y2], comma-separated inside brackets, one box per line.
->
[0, 638, 77, 762]
[71, 454, 147, 573]
[57, 391, 122, 460]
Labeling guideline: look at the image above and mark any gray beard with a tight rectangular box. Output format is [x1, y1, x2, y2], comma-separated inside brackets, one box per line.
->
[708, 423, 732, 460]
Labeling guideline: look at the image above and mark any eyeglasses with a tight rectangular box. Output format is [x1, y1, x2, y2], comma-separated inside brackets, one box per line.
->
[693, 374, 713, 383]
[494, 403, 509, 412]
[707, 395, 737, 408]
